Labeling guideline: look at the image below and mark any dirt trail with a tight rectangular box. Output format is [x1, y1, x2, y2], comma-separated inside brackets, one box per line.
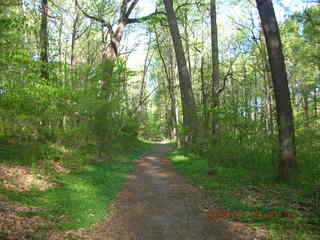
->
[87, 144, 262, 240]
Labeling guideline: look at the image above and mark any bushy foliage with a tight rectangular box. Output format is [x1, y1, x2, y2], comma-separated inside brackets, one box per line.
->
[0, 58, 140, 168]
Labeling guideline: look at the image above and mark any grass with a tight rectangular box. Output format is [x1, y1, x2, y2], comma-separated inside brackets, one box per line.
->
[0, 138, 154, 237]
[2, 161, 133, 230]
[169, 148, 320, 240]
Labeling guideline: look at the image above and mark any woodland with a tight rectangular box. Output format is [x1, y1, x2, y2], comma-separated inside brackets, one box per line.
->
[0, 0, 319, 239]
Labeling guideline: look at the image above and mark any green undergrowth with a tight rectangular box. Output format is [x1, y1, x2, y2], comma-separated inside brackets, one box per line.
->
[0, 139, 154, 235]
[169, 148, 320, 240]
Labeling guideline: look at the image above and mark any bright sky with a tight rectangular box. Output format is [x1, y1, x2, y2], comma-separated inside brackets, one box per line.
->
[126, 0, 310, 69]
[125, 0, 156, 69]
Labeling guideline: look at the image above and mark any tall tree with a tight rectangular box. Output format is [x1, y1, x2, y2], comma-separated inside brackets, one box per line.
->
[210, 0, 220, 140]
[163, 0, 197, 146]
[255, 0, 297, 180]
[40, 0, 49, 80]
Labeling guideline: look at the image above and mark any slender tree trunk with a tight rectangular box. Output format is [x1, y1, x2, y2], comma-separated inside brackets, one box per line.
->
[70, 7, 81, 88]
[256, 0, 297, 180]
[266, 72, 275, 135]
[70, 15, 79, 67]
[137, 36, 152, 124]
[58, 16, 66, 129]
[208, 0, 220, 172]
[303, 93, 310, 127]
[170, 48, 180, 143]
[139, 38, 152, 106]
[210, 0, 220, 139]
[253, 57, 258, 123]
[102, 22, 126, 90]
[154, 28, 178, 141]
[70, 5, 81, 68]
[40, 0, 49, 81]
[163, 0, 197, 147]
[200, 54, 209, 130]
[58, 16, 63, 80]
[314, 70, 319, 128]
[183, 12, 192, 81]
[314, 88, 318, 125]
[64, 41, 68, 87]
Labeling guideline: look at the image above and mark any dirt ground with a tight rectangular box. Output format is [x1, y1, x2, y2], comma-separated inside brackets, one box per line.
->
[75, 143, 264, 240]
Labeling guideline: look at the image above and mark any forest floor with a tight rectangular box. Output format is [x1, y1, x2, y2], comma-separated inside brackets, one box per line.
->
[1, 143, 317, 239]
[56, 143, 265, 240]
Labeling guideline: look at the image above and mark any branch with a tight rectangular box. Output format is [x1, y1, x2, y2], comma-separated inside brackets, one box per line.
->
[126, 1, 191, 25]
[129, 2, 194, 25]
[47, 14, 60, 19]
[75, 0, 113, 32]
[127, 10, 166, 24]
[217, 57, 238, 95]
[49, 0, 67, 13]
[217, 72, 230, 95]
[175, 2, 193, 13]
[120, 0, 129, 18]
[154, 26, 171, 86]
[130, 86, 159, 116]
[75, 25, 90, 40]
[134, 2, 198, 27]
[125, 0, 139, 19]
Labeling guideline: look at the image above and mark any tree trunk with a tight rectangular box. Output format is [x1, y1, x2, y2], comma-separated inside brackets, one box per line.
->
[70, 6, 80, 87]
[169, 46, 180, 143]
[183, 12, 192, 81]
[70, 14, 79, 67]
[163, 0, 197, 147]
[102, 22, 126, 90]
[256, 0, 297, 180]
[139, 38, 152, 106]
[314, 88, 318, 127]
[154, 27, 178, 141]
[210, 0, 220, 140]
[40, 0, 49, 81]
[58, 15, 63, 80]
[265, 71, 275, 136]
[169, 49, 178, 141]
[303, 93, 310, 127]
[200, 54, 209, 131]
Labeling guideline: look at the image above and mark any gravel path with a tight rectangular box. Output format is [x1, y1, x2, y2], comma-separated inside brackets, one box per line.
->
[87, 144, 262, 240]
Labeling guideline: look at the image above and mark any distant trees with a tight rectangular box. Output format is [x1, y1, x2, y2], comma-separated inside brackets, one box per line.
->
[153, 27, 179, 142]
[145, 0, 320, 181]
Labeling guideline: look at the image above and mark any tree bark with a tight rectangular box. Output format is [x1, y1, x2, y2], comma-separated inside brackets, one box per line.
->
[210, 0, 220, 140]
[163, 0, 197, 147]
[40, 0, 49, 81]
[101, 22, 126, 91]
[256, 0, 297, 180]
